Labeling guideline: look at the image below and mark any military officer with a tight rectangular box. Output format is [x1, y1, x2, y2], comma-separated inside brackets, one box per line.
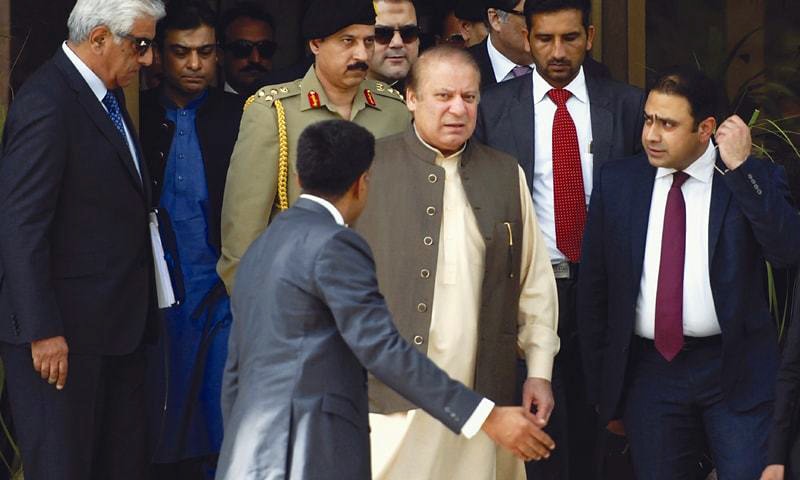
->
[217, 0, 411, 291]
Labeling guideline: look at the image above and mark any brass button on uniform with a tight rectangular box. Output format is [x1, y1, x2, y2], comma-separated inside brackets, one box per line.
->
[426, 206, 436, 216]
[417, 303, 428, 313]
[428, 173, 438, 183]
[420, 268, 431, 279]
[423, 236, 433, 246]
[413, 335, 424, 345]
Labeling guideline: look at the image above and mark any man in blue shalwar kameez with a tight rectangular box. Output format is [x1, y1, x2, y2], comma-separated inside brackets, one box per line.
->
[139, 2, 244, 478]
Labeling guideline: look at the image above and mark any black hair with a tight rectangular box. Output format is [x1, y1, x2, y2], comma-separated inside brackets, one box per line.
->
[650, 66, 723, 129]
[296, 120, 375, 199]
[488, 0, 523, 12]
[218, 2, 275, 45]
[523, 0, 591, 31]
[155, 0, 217, 48]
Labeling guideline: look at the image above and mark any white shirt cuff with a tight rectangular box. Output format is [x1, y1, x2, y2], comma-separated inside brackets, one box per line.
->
[460, 398, 495, 439]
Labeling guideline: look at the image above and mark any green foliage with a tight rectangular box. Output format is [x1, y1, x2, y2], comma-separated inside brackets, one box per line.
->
[0, 361, 22, 479]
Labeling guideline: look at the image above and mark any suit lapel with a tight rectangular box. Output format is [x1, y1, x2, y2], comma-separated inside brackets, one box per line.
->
[509, 75, 534, 191]
[708, 158, 733, 262]
[53, 50, 145, 198]
[629, 157, 657, 292]
[586, 75, 613, 170]
[118, 90, 151, 203]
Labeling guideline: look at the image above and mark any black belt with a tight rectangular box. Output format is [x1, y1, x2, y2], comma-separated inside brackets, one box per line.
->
[634, 334, 722, 352]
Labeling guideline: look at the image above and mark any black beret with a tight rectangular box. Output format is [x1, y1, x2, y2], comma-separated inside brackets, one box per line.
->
[454, 0, 486, 22]
[302, 0, 376, 40]
[486, 0, 520, 11]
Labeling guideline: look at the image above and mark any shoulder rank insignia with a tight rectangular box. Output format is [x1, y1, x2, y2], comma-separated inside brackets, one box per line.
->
[364, 89, 377, 107]
[308, 90, 321, 108]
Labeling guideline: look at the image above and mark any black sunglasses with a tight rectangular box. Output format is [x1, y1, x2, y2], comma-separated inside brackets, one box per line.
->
[223, 40, 278, 59]
[121, 34, 154, 56]
[374, 25, 420, 45]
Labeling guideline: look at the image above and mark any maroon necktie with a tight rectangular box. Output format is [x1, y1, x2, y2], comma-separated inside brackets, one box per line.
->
[654, 171, 689, 361]
[511, 65, 532, 78]
[548, 88, 586, 262]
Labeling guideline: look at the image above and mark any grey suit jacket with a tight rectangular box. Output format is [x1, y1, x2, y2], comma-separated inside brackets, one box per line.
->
[474, 72, 645, 194]
[215, 198, 483, 480]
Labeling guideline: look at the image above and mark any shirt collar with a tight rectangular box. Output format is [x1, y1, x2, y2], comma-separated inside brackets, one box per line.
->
[62, 41, 107, 104]
[223, 82, 239, 95]
[413, 123, 467, 160]
[655, 139, 717, 183]
[532, 65, 588, 105]
[487, 35, 530, 83]
[160, 89, 209, 112]
[299, 194, 346, 226]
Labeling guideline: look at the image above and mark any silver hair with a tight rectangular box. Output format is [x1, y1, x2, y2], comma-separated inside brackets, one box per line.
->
[67, 0, 166, 43]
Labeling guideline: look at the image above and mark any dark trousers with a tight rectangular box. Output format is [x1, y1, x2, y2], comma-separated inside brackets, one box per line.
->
[623, 338, 771, 480]
[0, 343, 149, 480]
[525, 274, 624, 480]
[151, 454, 218, 480]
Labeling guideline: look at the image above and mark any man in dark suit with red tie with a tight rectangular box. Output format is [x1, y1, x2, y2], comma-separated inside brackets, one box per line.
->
[474, 1, 645, 477]
[578, 66, 800, 479]
[0, 0, 165, 478]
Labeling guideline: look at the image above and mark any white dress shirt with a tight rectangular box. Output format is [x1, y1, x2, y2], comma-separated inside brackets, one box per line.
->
[299, 193, 345, 225]
[61, 42, 141, 180]
[531, 66, 594, 263]
[635, 140, 721, 338]
[301, 191, 494, 438]
[223, 81, 239, 95]
[486, 35, 534, 83]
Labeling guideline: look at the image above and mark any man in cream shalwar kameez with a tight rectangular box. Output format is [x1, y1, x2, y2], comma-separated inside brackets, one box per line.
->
[356, 46, 559, 480]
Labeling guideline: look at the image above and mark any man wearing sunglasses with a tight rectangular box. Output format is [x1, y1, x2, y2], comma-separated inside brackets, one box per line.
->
[0, 0, 165, 479]
[438, 0, 490, 48]
[217, 2, 276, 96]
[368, 0, 420, 94]
[469, 0, 536, 89]
[217, 0, 411, 293]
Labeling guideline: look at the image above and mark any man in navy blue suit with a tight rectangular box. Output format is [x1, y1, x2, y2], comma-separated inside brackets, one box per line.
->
[577, 66, 800, 479]
[0, 1, 165, 478]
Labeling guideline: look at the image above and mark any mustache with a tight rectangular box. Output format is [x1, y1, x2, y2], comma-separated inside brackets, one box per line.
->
[347, 62, 369, 71]
[242, 64, 269, 73]
[548, 60, 571, 66]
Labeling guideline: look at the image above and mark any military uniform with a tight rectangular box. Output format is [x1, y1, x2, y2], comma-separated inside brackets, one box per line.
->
[217, 66, 410, 290]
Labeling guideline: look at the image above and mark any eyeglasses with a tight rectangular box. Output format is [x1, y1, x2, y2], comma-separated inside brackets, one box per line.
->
[121, 34, 154, 56]
[374, 25, 420, 45]
[223, 40, 278, 59]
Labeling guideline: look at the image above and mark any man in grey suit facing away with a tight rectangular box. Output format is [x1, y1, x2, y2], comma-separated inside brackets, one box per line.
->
[215, 119, 555, 480]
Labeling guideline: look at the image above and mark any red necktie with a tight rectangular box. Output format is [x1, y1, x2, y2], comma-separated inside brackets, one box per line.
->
[654, 171, 690, 361]
[548, 88, 586, 262]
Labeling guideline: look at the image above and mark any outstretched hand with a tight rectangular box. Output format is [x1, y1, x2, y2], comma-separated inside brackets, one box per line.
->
[482, 406, 555, 462]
